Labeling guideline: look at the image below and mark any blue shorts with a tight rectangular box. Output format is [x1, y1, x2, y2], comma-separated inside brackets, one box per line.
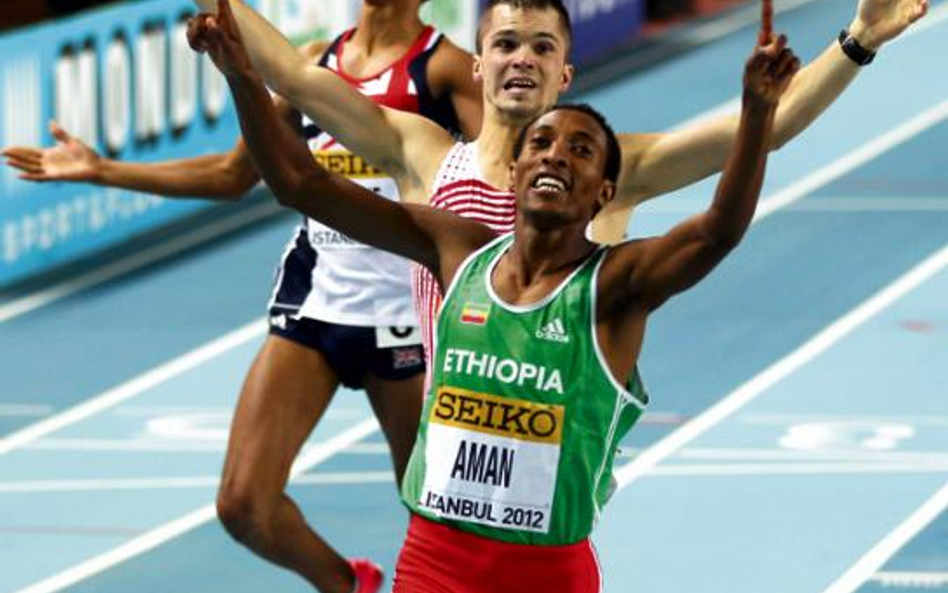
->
[268, 316, 425, 389]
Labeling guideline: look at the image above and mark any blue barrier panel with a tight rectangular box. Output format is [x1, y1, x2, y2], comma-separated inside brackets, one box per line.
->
[0, 0, 256, 287]
[477, 0, 645, 65]
[566, 0, 646, 64]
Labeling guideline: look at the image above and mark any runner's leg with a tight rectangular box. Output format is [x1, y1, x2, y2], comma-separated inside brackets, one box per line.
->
[364, 371, 425, 486]
[216, 334, 356, 593]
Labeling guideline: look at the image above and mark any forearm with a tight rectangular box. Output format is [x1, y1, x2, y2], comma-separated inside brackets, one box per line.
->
[95, 154, 255, 199]
[707, 94, 776, 246]
[194, 0, 307, 97]
[193, 1, 408, 177]
[226, 72, 315, 204]
[772, 40, 858, 148]
[227, 70, 443, 266]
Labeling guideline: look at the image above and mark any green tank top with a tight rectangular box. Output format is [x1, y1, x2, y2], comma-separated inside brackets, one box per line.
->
[401, 234, 648, 546]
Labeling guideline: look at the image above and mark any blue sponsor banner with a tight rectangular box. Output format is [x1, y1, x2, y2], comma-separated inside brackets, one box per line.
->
[0, 0, 257, 287]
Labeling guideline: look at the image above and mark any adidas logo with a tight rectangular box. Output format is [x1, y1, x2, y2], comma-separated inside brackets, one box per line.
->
[535, 318, 569, 343]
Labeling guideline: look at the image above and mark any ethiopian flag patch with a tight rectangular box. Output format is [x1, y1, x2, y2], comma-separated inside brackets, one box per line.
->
[460, 302, 490, 325]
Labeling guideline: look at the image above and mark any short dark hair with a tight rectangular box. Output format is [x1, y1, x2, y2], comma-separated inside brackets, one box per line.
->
[476, 0, 572, 54]
[513, 103, 622, 184]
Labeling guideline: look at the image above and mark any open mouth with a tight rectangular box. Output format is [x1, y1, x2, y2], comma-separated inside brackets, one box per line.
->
[531, 173, 570, 195]
[503, 77, 537, 91]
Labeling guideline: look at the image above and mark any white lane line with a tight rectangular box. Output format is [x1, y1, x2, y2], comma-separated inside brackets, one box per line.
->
[0, 318, 267, 456]
[15, 432, 387, 453]
[621, 447, 948, 463]
[0, 470, 393, 493]
[7, 462, 948, 492]
[615, 242, 948, 488]
[645, 196, 948, 213]
[755, 100, 948, 221]
[649, 462, 948, 477]
[820, 481, 948, 593]
[870, 571, 948, 588]
[785, 197, 948, 212]
[0, 198, 281, 324]
[743, 413, 948, 426]
[9, 417, 379, 593]
[21, 438, 229, 453]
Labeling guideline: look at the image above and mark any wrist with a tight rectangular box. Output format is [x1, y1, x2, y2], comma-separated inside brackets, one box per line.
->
[742, 89, 779, 112]
[845, 19, 882, 52]
[838, 27, 877, 66]
[89, 156, 109, 184]
[225, 63, 263, 86]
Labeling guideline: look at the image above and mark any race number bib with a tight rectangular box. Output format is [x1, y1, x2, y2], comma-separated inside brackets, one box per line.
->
[375, 326, 421, 348]
[418, 386, 564, 533]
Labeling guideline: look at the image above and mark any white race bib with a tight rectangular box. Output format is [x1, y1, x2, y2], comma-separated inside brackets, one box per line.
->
[418, 387, 564, 533]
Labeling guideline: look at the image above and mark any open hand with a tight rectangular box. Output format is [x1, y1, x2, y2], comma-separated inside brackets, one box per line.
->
[744, 34, 800, 106]
[850, 0, 928, 50]
[1, 121, 100, 182]
[187, 0, 255, 78]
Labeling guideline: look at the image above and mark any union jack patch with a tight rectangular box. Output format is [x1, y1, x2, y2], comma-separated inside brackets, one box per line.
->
[392, 346, 423, 370]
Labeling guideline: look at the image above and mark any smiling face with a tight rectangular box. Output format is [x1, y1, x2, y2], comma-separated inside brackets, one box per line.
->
[474, 5, 573, 124]
[511, 108, 616, 228]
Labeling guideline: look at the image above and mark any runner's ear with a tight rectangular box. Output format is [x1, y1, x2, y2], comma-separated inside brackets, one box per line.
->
[559, 63, 574, 92]
[473, 55, 484, 83]
[594, 180, 616, 218]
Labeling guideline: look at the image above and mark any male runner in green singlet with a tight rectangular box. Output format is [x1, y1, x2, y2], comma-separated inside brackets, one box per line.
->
[190, 1, 798, 589]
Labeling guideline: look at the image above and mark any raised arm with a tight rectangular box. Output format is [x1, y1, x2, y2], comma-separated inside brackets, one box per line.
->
[188, 0, 453, 191]
[591, 0, 927, 243]
[196, 0, 492, 285]
[601, 39, 799, 315]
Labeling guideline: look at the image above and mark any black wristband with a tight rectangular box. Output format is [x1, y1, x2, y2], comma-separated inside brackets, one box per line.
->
[838, 29, 876, 66]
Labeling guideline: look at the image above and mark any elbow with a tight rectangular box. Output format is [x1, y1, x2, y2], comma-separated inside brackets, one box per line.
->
[269, 180, 305, 210]
[220, 188, 249, 202]
[715, 233, 743, 253]
[221, 170, 261, 202]
[268, 168, 323, 213]
[209, 162, 259, 201]
[770, 106, 815, 151]
[769, 126, 795, 152]
[217, 181, 253, 202]
[700, 225, 745, 257]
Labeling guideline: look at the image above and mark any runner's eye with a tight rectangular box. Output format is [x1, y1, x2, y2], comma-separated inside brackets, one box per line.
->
[529, 136, 551, 149]
[494, 38, 518, 52]
[534, 41, 555, 55]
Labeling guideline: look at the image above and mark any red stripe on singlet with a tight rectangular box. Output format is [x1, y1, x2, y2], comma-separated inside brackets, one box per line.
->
[415, 179, 515, 391]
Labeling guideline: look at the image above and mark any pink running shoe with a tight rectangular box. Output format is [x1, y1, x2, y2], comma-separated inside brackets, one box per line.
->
[349, 558, 384, 593]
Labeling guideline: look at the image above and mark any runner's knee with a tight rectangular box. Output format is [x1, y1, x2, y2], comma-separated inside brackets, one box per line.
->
[216, 482, 274, 545]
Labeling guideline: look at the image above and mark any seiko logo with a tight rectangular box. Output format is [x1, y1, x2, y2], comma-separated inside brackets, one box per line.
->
[432, 389, 562, 443]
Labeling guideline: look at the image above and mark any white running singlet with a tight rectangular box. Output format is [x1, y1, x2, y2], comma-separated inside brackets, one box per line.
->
[289, 27, 449, 328]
